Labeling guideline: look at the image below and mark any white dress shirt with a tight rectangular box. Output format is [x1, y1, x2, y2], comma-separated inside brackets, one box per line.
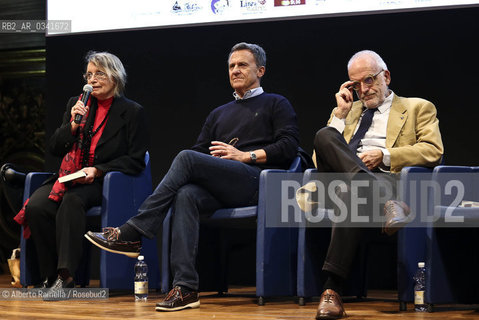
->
[233, 87, 264, 100]
[329, 91, 395, 170]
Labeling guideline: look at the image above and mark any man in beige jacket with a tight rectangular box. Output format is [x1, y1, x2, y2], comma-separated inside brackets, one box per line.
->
[302, 50, 443, 319]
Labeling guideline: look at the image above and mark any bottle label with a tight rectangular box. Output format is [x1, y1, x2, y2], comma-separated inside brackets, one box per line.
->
[414, 290, 424, 305]
[135, 281, 148, 294]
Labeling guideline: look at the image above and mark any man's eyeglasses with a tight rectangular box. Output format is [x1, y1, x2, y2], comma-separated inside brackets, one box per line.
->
[83, 71, 108, 81]
[350, 70, 384, 91]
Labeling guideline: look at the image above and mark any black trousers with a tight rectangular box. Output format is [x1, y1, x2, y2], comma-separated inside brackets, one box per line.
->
[25, 181, 102, 280]
[314, 127, 398, 280]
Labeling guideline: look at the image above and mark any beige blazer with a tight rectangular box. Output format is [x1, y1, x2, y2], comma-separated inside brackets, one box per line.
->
[315, 95, 444, 174]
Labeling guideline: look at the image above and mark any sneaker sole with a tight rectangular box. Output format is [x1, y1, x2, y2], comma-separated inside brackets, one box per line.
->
[155, 300, 200, 312]
[84, 234, 140, 258]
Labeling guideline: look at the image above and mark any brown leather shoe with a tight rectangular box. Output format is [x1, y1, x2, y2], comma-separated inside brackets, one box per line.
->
[383, 200, 411, 236]
[316, 289, 346, 319]
[156, 286, 200, 312]
[85, 228, 141, 258]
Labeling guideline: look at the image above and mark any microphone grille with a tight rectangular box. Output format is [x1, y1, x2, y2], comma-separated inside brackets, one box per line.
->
[83, 84, 93, 92]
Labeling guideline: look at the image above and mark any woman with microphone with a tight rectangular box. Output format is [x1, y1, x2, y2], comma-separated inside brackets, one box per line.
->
[16, 51, 149, 291]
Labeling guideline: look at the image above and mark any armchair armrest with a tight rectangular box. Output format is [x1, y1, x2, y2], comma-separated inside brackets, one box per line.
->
[95, 170, 153, 227]
[23, 172, 54, 203]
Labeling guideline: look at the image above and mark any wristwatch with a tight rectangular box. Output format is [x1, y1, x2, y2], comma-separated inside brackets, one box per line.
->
[249, 151, 257, 163]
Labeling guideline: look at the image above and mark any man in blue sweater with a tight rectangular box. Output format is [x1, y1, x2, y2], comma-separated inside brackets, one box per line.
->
[85, 42, 299, 311]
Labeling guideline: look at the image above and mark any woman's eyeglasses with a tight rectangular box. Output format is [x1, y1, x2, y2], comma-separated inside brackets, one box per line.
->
[83, 71, 108, 81]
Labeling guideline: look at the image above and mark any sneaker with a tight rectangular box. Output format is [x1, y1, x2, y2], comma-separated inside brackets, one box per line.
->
[155, 286, 200, 312]
[85, 227, 141, 258]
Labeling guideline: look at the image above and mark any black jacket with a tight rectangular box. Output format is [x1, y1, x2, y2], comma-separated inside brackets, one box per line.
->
[48, 95, 149, 176]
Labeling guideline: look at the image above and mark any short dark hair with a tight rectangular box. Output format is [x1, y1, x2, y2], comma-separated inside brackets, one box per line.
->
[228, 42, 266, 67]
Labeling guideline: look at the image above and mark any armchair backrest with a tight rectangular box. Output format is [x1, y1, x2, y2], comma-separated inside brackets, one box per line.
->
[287, 156, 302, 173]
[432, 165, 479, 206]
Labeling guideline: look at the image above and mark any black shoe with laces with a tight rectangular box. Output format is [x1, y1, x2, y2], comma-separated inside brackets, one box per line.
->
[155, 286, 200, 311]
[34, 276, 56, 289]
[85, 227, 141, 258]
[43, 277, 75, 301]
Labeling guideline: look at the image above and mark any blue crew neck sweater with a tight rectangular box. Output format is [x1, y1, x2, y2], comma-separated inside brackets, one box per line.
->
[191, 92, 299, 169]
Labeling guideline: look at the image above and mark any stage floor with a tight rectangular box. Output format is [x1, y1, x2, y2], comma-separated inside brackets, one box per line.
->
[1, 273, 478, 319]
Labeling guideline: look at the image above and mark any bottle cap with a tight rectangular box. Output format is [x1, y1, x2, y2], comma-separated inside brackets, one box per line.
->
[138, 255, 144, 261]
[418, 262, 425, 268]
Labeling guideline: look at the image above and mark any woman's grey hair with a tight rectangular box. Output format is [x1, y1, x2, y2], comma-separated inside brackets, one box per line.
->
[347, 50, 388, 72]
[85, 51, 127, 97]
[228, 42, 266, 68]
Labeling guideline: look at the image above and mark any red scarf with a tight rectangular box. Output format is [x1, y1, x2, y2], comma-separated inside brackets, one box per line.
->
[49, 95, 93, 201]
[14, 95, 92, 238]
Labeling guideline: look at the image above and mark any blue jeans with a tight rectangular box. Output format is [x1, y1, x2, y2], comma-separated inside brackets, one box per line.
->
[127, 150, 262, 290]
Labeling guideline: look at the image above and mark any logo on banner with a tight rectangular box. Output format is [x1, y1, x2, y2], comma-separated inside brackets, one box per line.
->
[171, 1, 202, 15]
[274, 0, 306, 6]
[240, 0, 267, 13]
[211, 0, 232, 14]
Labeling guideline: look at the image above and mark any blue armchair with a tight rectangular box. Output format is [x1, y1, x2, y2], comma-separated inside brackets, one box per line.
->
[425, 166, 479, 308]
[298, 166, 434, 306]
[296, 169, 368, 306]
[397, 166, 433, 310]
[160, 156, 302, 305]
[20, 152, 159, 290]
[397, 165, 479, 311]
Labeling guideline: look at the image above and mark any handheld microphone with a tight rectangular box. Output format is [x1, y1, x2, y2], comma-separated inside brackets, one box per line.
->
[74, 84, 93, 124]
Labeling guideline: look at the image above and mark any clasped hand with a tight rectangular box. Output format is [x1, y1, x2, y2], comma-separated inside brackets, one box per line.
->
[358, 149, 383, 171]
[71, 100, 89, 120]
[209, 141, 248, 162]
[70, 100, 89, 132]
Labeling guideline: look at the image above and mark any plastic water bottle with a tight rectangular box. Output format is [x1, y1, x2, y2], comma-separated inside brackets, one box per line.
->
[134, 255, 148, 301]
[413, 262, 427, 312]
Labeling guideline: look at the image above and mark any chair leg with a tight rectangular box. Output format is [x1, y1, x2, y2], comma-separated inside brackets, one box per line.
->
[298, 296, 305, 306]
[74, 237, 92, 287]
[218, 229, 229, 294]
[258, 296, 265, 306]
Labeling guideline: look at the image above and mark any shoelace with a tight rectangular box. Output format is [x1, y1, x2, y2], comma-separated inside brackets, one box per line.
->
[51, 279, 64, 290]
[102, 227, 120, 241]
[165, 286, 183, 301]
[322, 292, 346, 316]
[384, 202, 394, 214]
[323, 293, 334, 304]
